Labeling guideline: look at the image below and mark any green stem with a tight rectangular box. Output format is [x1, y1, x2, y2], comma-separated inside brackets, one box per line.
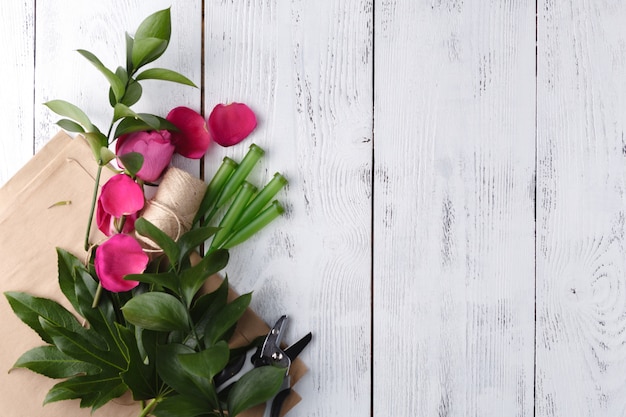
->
[91, 283, 103, 308]
[84, 164, 103, 251]
[137, 398, 158, 417]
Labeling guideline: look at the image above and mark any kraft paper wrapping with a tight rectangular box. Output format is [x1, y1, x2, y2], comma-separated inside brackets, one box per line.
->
[0, 132, 305, 416]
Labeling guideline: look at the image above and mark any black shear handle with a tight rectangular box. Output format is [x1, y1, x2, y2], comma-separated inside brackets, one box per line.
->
[266, 387, 291, 417]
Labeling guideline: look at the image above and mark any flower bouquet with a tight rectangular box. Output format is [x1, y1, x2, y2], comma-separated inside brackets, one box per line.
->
[1, 8, 308, 417]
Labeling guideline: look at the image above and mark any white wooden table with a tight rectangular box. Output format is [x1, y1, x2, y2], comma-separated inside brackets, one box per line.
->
[1, 1, 626, 416]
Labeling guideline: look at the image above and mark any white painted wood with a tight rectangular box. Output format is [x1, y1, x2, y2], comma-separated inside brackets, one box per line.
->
[536, 2, 626, 416]
[4, 1, 626, 417]
[373, 2, 536, 416]
[0, 1, 34, 187]
[33, 0, 202, 176]
[203, 1, 373, 416]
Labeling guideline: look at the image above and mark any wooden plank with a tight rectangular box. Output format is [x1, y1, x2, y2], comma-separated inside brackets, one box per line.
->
[33, 1, 202, 176]
[536, 2, 626, 416]
[373, 1, 536, 416]
[0, 1, 35, 186]
[203, 1, 373, 416]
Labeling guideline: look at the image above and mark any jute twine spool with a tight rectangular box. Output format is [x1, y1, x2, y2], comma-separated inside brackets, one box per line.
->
[136, 166, 207, 252]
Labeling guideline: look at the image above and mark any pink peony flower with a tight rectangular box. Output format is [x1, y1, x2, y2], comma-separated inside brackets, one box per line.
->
[208, 103, 257, 147]
[116, 130, 175, 182]
[166, 106, 211, 159]
[95, 234, 148, 292]
[96, 174, 145, 236]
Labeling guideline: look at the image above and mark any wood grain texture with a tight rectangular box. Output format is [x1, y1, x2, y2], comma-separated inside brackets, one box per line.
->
[33, 0, 203, 176]
[0, 1, 34, 186]
[373, 1, 536, 416]
[537, 1, 626, 416]
[204, 1, 373, 416]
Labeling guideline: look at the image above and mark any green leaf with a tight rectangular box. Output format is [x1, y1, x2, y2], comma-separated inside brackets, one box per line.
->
[204, 292, 251, 346]
[113, 103, 138, 122]
[4, 291, 85, 345]
[44, 371, 128, 411]
[135, 218, 180, 267]
[227, 366, 287, 417]
[118, 151, 144, 176]
[177, 226, 220, 263]
[153, 394, 214, 417]
[137, 112, 162, 130]
[122, 78, 143, 106]
[44, 100, 94, 131]
[132, 38, 169, 70]
[117, 324, 158, 400]
[100, 147, 117, 165]
[156, 343, 213, 399]
[136, 68, 196, 87]
[56, 118, 85, 133]
[13, 345, 100, 378]
[57, 247, 86, 311]
[124, 271, 179, 295]
[114, 116, 153, 138]
[76, 49, 125, 102]
[39, 318, 126, 371]
[178, 341, 229, 380]
[125, 32, 134, 73]
[179, 249, 229, 307]
[122, 292, 189, 332]
[83, 132, 109, 164]
[135, 8, 171, 41]
[190, 276, 229, 325]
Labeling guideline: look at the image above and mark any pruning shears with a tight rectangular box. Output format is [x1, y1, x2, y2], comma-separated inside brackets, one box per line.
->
[215, 315, 312, 417]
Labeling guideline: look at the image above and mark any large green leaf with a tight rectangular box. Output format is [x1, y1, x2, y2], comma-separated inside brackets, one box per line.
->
[122, 292, 189, 332]
[136, 68, 196, 87]
[39, 318, 126, 371]
[177, 226, 220, 264]
[117, 324, 158, 401]
[190, 276, 229, 327]
[76, 49, 125, 102]
[156, 344, 213, 400]
[124, 271, 179, 295]
[13, 345, 100, 378]
[227, 366, 286, 417]
[178, 341, 229, 380]
[135, 8, 171, 41]
[114, 116, 154, 138]
[132, 37, 168, 70]
[44, 100, 95, 132]
[179, 249, 229, 306]
[135, 218, 180, 268]
[4, 291, 86, 345]
[204, 293, 251, 346]
[44, 371, 128, 411]
[56, 118, 85, 133]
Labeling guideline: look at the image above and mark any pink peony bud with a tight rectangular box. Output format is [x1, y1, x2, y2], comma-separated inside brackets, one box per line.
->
[208, 102, 257, 147]
[166, 106, 211, 159]
[96, 174, 145, 236]
[116, 130, 175, 182]
[95, 234, 148, 292]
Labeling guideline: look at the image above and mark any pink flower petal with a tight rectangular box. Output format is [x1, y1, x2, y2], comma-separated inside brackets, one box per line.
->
[208, 103, 257, 147]
[99, 174, 144, 218]
[166, 107, 211, 159]
[95, 234, 148, 292]
[116, 131, 175, 182]
[97, 199, 139, 236]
